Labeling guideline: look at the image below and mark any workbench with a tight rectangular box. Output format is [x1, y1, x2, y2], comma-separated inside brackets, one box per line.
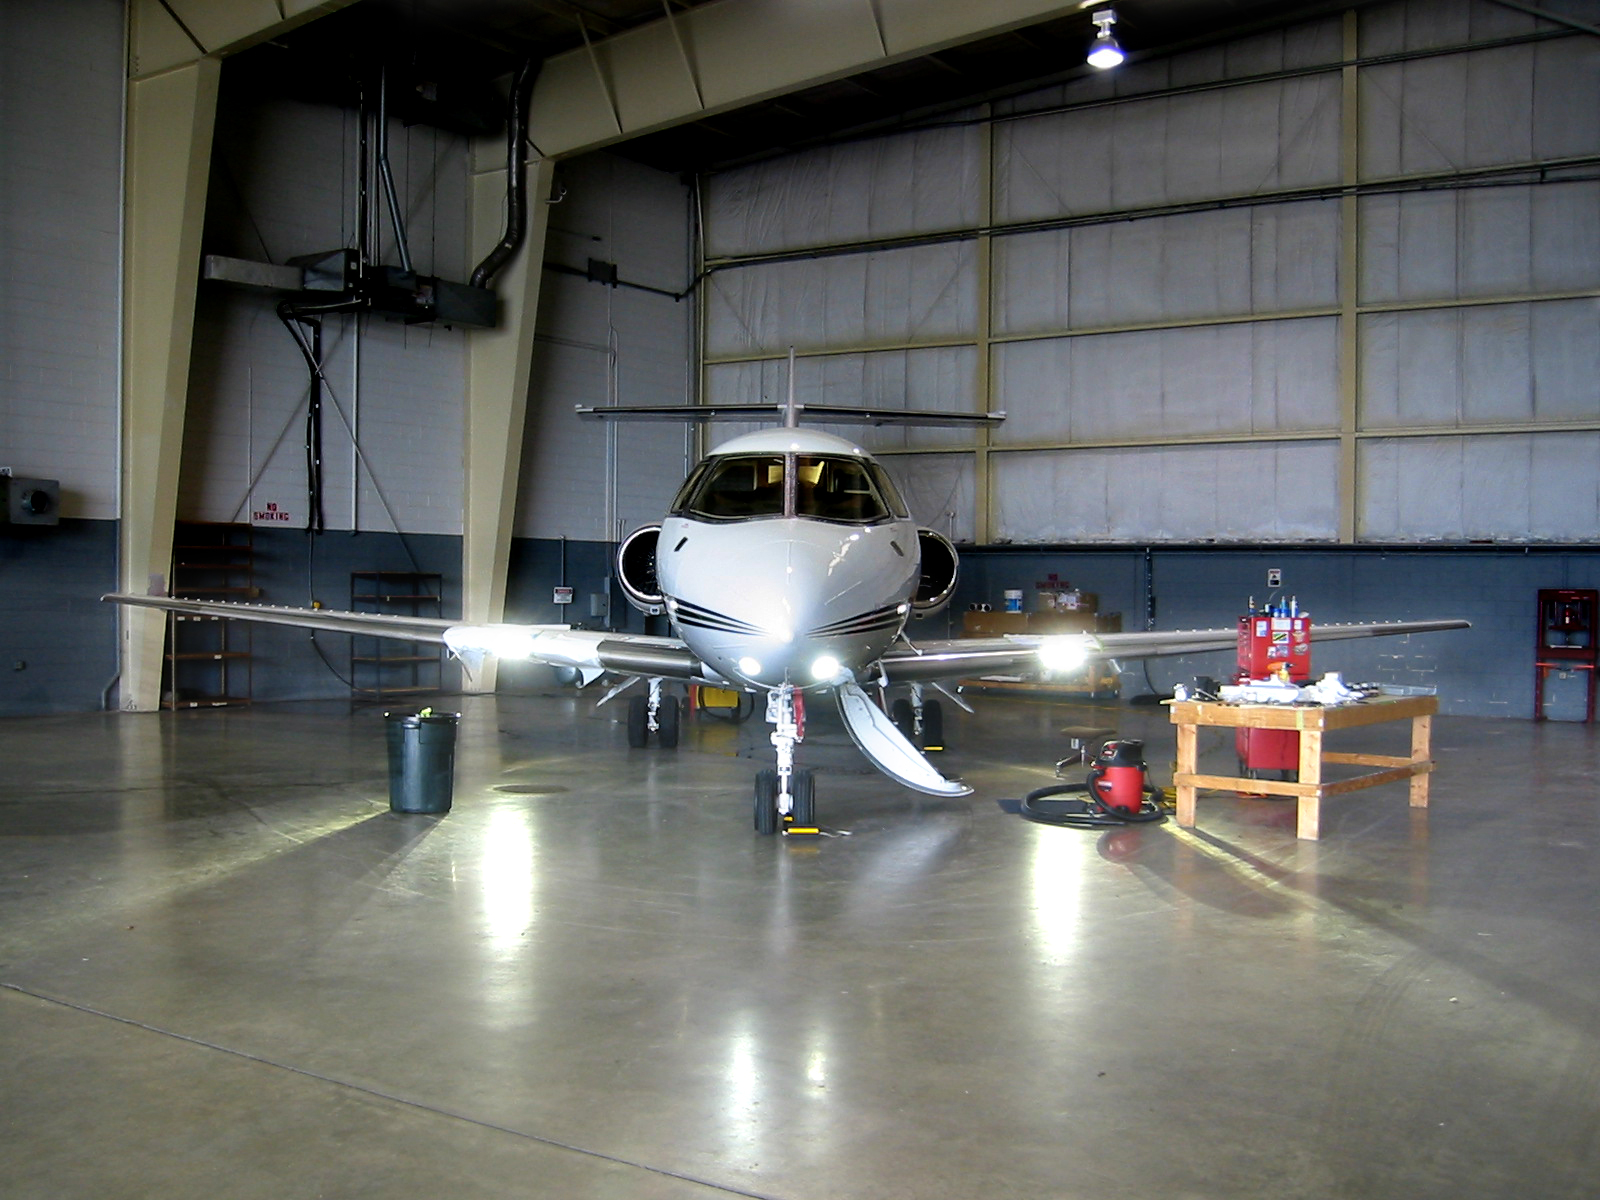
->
[1169, 694, 1438, 840]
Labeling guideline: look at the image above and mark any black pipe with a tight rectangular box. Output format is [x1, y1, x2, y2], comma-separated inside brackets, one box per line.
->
[305, 319, 325, 534]
[470, 59, 540, 290]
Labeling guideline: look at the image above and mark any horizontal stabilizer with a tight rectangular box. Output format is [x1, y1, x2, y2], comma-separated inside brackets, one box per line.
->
[577, 402, 1004, 428]
[835, 681, 971, 797]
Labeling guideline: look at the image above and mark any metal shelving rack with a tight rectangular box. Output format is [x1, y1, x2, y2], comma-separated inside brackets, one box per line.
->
[164, 522, 255, 709]
[349, 570, 444, 701]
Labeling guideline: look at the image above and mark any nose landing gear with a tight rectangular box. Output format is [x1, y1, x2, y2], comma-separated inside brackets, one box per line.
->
[753, 685, 817, 834]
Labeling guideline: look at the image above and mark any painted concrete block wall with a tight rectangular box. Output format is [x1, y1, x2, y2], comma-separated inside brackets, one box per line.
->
[0, 523, 119, 715]
[0, 0, 124, 520]
[517, 152, 693, 543]
[242, 528, 464, 703]
[955, 546, 1600, 720]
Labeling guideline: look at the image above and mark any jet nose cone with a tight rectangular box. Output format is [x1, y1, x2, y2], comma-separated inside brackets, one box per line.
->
[660, 519, 914, 689]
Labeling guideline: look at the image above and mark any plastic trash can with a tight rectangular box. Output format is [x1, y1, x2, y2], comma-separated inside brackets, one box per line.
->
[384, 710, 459, 814]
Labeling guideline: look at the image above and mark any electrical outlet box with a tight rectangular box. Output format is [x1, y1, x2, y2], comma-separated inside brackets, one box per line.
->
[0, 476, 59, 525]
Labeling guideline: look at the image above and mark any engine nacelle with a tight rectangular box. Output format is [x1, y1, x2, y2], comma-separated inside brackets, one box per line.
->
[616, 524, 665, 614]
[912, 528, 959, 617]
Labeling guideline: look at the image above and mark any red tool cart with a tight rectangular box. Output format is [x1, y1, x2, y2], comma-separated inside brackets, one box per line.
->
[1235, 613, 1312, 778]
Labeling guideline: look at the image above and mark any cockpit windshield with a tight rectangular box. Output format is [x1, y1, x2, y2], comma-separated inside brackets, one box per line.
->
[671, 453, 909, 525]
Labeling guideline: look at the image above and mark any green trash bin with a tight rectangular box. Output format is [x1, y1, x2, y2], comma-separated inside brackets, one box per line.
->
[384, 710, 459, 814]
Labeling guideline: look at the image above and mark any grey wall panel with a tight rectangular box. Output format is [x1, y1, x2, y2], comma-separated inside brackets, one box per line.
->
[995, 201, 1339, 334]
[185, 295, 467, 536]
[992, 441, 1340, 543]
[520, 153, 692, 541]
[190, 95, 472, 536]
[0, 0, 123, 520]
[994, 319, 1339, 445]
[1361, 38, 1600, 180]
[1359, 432, 1600, 541]
[1360, 182, 1600, 305]
[996, 75, 1340, 223]
[705, 242, 976, 356]
[704, 125, 982, 257]
[1361, 299, 1600, 429]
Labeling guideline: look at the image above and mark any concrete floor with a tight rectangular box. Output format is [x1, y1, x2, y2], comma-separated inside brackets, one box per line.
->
[2, 687, 1597, 1199]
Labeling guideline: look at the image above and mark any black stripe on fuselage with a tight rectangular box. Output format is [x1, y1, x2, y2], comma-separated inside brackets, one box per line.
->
[669, 599, 767, 637]
[806, 604, 906, 638]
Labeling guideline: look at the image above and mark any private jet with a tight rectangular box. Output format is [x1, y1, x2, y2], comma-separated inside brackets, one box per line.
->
[108, 408, 1469, 833]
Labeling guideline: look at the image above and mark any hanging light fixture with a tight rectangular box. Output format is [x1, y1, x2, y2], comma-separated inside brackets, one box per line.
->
[1087, 8, 1125, 69]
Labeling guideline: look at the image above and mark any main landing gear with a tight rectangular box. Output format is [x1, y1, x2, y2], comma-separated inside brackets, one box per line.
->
[889, 683, 945, 752]
[627, 678, 680, 749]
[753, 685, 816, 835]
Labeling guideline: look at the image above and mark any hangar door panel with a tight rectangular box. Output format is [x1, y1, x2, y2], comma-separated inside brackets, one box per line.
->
[994, 201, 1339, 336]
[992, 442, 1339, 543]
[704, 348, 976, 452]
[1361, 299, 1600, 430]
[1359, 433, 1600, 542]
[1361, 40, 1600, 179]
[890, 454, 976, 545]
[994, 319, 1338, 446]
[994, 75, 1339, 223]
[705, 242, 977, 358]
[704, 126, 982, 258]
[1361, 182, 1600, 306]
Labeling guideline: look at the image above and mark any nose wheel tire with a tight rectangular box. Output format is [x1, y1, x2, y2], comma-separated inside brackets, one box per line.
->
[754, 769, 780, 834]
[754, 767, 815, 834]
[790, 768, 815, 826]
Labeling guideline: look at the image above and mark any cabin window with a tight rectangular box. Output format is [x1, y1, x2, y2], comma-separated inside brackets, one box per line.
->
[674, 455, 787, 519]
[793, 455, 892, 523]
[671, 451, 908, 524]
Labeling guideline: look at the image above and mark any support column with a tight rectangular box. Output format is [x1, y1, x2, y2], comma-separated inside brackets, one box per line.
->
[1337, 10, 1361, 544]
[461, 156, 556, 693]
[973, 109, 995, 546]
[118, 57, 221, 711]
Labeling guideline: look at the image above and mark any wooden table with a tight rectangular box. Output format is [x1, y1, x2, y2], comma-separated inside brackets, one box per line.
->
[1169, 695, 1438, 840]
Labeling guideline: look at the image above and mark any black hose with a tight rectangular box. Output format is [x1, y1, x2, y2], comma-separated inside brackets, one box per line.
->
[1018, 782, 1165, 829]
[470, 59, 539, 289]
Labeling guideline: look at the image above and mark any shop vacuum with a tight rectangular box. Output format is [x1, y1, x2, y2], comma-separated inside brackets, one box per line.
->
[1019, 739, 1165, 828]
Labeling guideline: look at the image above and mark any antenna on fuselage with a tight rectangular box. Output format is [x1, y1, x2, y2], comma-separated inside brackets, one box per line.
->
[783, 346, 799, 428]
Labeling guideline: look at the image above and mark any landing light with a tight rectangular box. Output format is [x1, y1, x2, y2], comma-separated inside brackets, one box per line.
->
[738, 656, 763, 677]
[1037, 635, 1090, 672]
[445, 626, 537, 660]
[810, 655, 841, 681]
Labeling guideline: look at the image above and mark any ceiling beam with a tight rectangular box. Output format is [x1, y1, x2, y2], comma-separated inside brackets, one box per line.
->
[527, 0, 1088, 157]
[129, 0, 358, 79]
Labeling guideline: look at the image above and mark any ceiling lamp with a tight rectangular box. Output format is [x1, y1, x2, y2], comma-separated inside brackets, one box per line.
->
[1087, 8, 1125, 69]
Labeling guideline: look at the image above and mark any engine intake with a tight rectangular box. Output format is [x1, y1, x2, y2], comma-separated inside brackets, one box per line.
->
[616, 524, 664, 612]
[912, 528, 959, 616]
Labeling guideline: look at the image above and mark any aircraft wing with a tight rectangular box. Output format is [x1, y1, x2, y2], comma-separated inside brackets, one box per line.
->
[877, 618, 1471, 685]
[102, 592, 713, 683]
